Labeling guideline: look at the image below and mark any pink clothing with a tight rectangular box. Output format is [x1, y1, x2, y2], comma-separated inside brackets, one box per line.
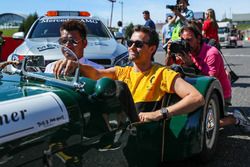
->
[191, 43, 232, 99]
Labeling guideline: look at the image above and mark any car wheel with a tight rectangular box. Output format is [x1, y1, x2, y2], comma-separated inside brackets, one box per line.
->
[199, 92, 220, 162]
[231, 41, 237, 48]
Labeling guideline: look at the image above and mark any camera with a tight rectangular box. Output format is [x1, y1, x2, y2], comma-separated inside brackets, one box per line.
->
[168, 39, 191, 54]
[166, 5, 179, 10]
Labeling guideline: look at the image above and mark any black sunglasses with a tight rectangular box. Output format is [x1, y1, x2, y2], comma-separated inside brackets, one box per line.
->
[58, 37, 81, 46]
[127, 40, 150, 48]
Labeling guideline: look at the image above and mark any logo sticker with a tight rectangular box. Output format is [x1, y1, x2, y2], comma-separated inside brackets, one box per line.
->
[0, 92, 69, 144]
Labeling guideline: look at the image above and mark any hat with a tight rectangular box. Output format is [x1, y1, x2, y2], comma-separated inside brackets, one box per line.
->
[176, 0, 190, 6]
[143, 10, 150, 15]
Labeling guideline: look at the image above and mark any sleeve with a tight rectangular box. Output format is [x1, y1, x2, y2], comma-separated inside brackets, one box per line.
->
[161, 68, 179, 93]
[44, 62, 55, 73]
[114, 66, 128, 81]
[185, 10, 194, 20]
[202, 20, 210, 32]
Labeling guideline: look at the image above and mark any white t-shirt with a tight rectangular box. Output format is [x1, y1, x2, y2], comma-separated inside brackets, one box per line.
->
[44, 56, 104, 73]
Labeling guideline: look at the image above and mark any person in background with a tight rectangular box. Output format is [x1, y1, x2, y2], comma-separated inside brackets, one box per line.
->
[116, 20, 125, 44]
[202, 8, 220, 49]
[142, 10, 156, 30]
[161, 15, 174, 44]
[45, 20, 104, 73]
[0, 31, 5, 62]
[52, 25, 204, 123]
[165, 21, 250, 132]
[168, 0, 194, 40]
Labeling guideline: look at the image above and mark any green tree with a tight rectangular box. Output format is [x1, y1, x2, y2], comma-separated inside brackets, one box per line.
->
[220, 18, 232, 22]
[125, 23, 134, 40]
[19, 12, 38, 35]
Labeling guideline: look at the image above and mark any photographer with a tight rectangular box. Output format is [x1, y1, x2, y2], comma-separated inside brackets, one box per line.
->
[167, 0, 194, 40]
[165, 21, 250, 132]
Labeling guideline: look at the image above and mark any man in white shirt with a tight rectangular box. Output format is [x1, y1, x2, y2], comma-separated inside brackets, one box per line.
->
[45, 20, 104, 73]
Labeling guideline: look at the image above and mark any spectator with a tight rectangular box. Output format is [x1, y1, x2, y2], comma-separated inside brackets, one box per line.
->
[161, 15, 174, 44]
[45, 20, 104, 73]
[115, 20, 125, 44]
[0, 31, 5, 62]
[169, 0, 194, 40]
[52, 25, 204, 123]
[202, 8, 220, 49]
[165, 21, 250, 132]
[142, 10, 156, 30]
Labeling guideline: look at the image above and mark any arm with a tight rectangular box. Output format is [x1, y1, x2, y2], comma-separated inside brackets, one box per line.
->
[139, 76, 205, 122]
[53, 59, 116, 80]
[202, 20, 209, 36]
[168, 14, 177, 25]
[175, 9, 194, 25]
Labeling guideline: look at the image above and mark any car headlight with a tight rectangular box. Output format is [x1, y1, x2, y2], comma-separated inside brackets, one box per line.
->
[11, 53, 25, 61]
[114, 52, 131, 66]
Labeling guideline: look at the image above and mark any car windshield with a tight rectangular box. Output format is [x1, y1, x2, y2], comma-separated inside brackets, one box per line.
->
[29, 18, 111, 38]
[218, 27, 229, 34]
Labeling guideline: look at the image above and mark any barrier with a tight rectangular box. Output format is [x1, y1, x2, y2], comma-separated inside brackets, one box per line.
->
[1, 37, 23, 62]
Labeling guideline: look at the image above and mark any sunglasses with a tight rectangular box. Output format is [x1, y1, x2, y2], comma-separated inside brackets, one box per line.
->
[58, 37, 82, 46]
[127, 40, 150, 48]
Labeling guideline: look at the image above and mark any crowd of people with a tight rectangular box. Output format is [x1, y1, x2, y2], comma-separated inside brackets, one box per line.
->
[162, 0, 250, 131]
[45, 0, 250, 134]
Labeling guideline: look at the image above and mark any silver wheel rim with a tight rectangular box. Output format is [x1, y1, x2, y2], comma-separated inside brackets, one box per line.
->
[205, 98, 217, 149]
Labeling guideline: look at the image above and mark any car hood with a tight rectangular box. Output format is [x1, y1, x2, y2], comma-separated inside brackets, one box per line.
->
[12, 37, 127, 60]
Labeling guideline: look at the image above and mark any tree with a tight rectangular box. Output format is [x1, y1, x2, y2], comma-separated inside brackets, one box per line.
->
[125, 23, 134, 40]
[220, 18, 232, 22]
[19, 12, 38, 35]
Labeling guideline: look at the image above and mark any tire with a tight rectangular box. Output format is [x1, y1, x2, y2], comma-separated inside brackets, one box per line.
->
[231, 41, 237, 48]
[199, 92, 220, 163]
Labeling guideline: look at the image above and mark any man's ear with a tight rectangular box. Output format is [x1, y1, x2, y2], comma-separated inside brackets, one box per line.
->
[149, 45, 157, 55]
[83, 39, 87, 48]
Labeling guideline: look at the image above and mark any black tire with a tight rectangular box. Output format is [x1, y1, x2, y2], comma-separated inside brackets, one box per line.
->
[231, 41, 237, 48]
[199, 92, 220, 163]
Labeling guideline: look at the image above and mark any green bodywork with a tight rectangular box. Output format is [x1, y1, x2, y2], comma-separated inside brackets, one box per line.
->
[126, 76, 218, 166]
[0, 69, 222, 166]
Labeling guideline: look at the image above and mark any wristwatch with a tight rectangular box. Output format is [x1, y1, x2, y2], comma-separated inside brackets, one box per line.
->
[160, 107, 169, 120]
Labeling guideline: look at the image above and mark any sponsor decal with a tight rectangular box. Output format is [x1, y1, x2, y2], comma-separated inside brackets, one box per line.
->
[37, 44, 59, 52]
[40, 18, 99, 24]
[0, 92, 69, 144]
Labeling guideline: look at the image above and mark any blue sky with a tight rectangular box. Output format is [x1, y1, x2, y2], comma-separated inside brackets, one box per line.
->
[1, 0, 249, 26]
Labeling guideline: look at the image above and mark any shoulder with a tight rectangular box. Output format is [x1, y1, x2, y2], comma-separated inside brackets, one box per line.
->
[204, 20, 211, 25]
[185, 8, 194, 16]
[202, 43, 221, 59]
[115, 65, 132, 72]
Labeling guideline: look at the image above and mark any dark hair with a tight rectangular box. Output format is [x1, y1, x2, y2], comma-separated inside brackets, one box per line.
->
[133, 25, 159, 59]
[180, 20, 203, 45]
[60, 20, 87, 39]
[176, 0, 189, 5]
[117, 21, 123, 27]
[0, 31, 3, 35]
[142, 10, 150, 15]
[180, 20, 202, 38]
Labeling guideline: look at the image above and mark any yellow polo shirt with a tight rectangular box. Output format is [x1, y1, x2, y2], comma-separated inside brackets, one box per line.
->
[115, 63, 179, 112]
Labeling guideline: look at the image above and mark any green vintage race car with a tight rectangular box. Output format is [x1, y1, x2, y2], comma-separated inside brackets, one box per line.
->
[0, 44, 225, 167]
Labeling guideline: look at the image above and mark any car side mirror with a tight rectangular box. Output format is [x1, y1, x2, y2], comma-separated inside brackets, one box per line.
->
[12, 32, 25, 39]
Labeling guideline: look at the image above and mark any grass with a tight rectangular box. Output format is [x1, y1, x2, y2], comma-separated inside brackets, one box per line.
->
[0, 28, 19, 37]
[236, 24, 250, 30]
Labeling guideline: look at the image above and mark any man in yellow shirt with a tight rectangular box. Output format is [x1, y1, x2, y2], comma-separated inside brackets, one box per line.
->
[52, 25, 204, 122]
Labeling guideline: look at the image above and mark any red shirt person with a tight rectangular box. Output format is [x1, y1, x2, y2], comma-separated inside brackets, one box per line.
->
[202, 8, 219, 44]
